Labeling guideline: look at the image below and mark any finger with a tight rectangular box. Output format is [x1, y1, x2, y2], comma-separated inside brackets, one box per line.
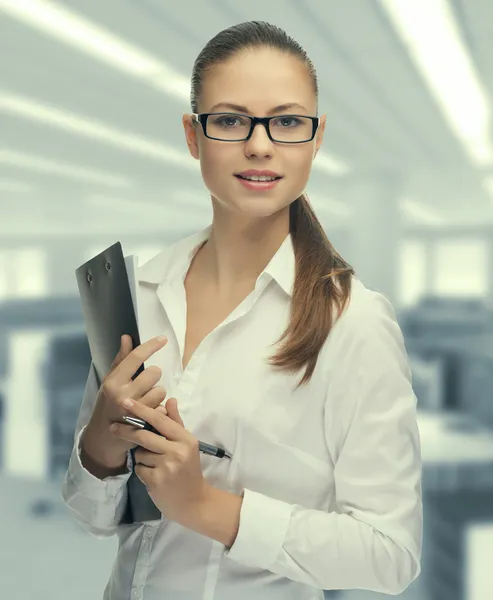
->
[121, 399, 182, 441]
[110, 422, 167, 454]
[112, 335, 168, 386]
[130, 366, 164, 401]
[134, 448, 160, 468]
[135, 464, 154, 489]
[139, 386, 168, 410]
[165, 398, 184, 427]
[108, 334, 132, 372]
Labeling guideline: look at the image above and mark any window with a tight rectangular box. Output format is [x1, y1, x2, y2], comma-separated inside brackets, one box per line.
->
[434, 239, 487, 297]
[0, 248, 48, 300]
[399, 240, 427, 307]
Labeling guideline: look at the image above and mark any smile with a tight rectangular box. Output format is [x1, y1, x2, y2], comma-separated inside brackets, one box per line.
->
[234, 175, 283, 190]
[237, 175, 280, 181]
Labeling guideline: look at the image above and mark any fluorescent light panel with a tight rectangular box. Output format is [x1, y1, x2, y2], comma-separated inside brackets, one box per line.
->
[483, 176, 493, 200]
[380, 0, 493, 166]
[313, 153, 351, 175]
[0, 178, 34, 193]
[87, 193, 170, 214]
[0, 0, 190, 100]
[0, 148, 131, 187]
[309, 194, 353, 217]
[311, 194, 445, 225]
[0, 90, 197, 170]
[401, 198, 444, 224]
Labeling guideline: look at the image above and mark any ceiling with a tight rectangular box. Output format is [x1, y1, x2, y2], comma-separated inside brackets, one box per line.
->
[1, 0, 493, 237]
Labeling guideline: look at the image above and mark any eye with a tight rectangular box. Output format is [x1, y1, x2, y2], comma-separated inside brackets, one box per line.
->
[214, 115, 248, 128]
[272, 116, 302, 128]
[218, 117, 239, 127]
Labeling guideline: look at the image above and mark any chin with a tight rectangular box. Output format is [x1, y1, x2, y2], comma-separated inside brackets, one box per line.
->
[211, 185, 292, 215]
[236, 199, 291, 219]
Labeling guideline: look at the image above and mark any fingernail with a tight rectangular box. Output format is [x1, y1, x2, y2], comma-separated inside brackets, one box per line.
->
[157, 336, 167, 343]
[122, 398, 134, 409]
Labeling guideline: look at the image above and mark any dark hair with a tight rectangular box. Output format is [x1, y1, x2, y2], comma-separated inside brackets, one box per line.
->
[191, 21, 355, 389]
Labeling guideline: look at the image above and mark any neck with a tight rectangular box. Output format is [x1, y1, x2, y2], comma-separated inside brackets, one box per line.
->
[194, 207, 290, 296]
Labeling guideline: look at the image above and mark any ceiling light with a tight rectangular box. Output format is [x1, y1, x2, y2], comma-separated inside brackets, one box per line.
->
[483, 176, 493, 199]
[0, 90, 198, 170]
[313, 152, 351, 175]
[401, 198, 444, 224]
[0, 148, 132, 187]
[0, 0, 189, 101]
[87, 194, 170, 214]
[0, 178, 34, 193]
[308, 193, 353, 217]
[380, 0, 493, 166]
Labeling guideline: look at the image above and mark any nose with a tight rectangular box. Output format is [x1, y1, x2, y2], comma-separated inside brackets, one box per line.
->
[244, 122, 274, 158]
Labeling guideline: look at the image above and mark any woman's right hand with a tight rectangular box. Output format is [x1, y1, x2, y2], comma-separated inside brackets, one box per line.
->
[81, 334, 170, 470]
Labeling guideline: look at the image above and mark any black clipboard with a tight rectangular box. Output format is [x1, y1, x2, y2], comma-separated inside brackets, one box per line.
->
[75, 241, 161, 523]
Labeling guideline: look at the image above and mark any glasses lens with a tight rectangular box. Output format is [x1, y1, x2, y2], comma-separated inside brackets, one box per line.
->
[269, 116, 314, 142]
[205, 114, 314, 142]
[206, 114, 251, 140]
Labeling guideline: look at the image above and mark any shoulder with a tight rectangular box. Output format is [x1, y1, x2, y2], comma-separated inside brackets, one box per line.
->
[334, 275, 398, 326]
[324, 275, 406, 359]
[321, 277, 414, 433]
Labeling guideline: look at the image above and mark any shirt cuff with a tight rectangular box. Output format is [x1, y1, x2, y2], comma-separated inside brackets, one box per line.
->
[67, 425, 132, 502]
[223, 488, 293, 569]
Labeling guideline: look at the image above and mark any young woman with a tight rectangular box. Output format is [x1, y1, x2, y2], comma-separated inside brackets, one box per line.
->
[62, 21, 422, 600]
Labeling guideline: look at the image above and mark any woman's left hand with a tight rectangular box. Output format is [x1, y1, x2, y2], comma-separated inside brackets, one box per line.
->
[110, 396, 208, 524]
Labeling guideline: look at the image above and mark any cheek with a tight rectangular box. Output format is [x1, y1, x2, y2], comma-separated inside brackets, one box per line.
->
[296, 145, 316, 170]
[283, 149, 315, 191]
[199, 144, 236, 192]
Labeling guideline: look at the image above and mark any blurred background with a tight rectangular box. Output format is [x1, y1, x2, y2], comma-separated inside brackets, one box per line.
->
[1, 1, 493, 599]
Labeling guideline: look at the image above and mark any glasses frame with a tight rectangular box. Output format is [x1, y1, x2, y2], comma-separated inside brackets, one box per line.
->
[191, 112, 319, 144]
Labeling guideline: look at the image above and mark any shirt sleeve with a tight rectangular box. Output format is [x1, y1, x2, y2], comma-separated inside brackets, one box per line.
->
[224, 291, 423, 596]
[61, 361, 132, 538]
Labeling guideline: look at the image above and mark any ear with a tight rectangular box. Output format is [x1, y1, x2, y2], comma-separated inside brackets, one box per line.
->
[182, 113, 200, 160]
[314, 114, 326, 158]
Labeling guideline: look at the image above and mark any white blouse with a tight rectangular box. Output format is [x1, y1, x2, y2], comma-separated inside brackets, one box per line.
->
[62, 224, 422, 600]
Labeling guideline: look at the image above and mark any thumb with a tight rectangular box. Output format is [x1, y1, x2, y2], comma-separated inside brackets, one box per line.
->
[109, 335, 133, 374]
[165, 397, 184, 427]
[118, 334, 133, 360]
[121, 334, 133, 355]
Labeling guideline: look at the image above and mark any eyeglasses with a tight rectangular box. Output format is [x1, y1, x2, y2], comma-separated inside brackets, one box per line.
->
[192, 112, 319, 143]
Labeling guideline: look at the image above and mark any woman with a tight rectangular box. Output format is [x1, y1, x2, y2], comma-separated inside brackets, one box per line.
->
[62, 21, 422, 600]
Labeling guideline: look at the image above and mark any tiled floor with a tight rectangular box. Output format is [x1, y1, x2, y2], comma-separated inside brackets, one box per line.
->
[0, 474, 427, 600]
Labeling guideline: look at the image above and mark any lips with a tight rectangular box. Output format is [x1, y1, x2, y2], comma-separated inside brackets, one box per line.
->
[235, 175, 282, 182]
[235, 170, 282, 180]
[234, 175, 283, 191]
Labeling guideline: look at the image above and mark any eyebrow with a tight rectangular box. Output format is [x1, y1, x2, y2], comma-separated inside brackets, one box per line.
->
[208, 102, 309, 115]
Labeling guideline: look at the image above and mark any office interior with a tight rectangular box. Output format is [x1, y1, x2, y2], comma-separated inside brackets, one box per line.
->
[1, 2, 493, 599]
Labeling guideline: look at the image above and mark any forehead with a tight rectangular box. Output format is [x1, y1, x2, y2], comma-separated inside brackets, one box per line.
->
[200, 47, 316, 113]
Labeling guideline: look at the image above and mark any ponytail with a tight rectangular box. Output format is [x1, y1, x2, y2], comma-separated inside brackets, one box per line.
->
[267, 193, 355, 389]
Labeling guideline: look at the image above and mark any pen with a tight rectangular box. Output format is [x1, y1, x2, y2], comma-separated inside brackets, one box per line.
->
[121, 415, 233, 460]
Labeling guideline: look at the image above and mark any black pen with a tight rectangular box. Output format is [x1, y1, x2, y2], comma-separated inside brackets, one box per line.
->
[121, 416, 233, 459]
